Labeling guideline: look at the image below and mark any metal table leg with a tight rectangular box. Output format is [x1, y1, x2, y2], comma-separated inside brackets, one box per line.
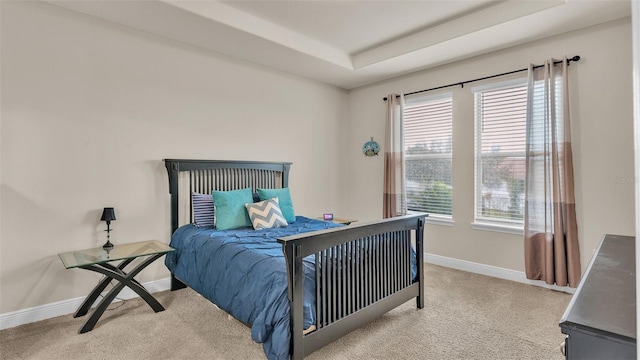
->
[75, 253, 165, 333]
[73, 258, 136, 317]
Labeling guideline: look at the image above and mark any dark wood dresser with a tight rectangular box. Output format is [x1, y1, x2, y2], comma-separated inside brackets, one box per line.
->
[559, 234, 636, 359]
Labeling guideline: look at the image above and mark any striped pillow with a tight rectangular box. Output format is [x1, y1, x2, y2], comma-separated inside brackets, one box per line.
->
[192, 192, 215, 227]
[245, 197, 288, 230]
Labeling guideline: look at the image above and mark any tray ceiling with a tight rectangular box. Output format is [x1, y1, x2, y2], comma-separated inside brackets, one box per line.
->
[46, 0, 631, 89]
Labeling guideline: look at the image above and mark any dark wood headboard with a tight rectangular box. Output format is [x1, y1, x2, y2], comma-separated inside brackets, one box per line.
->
[164, 159, 292, 234]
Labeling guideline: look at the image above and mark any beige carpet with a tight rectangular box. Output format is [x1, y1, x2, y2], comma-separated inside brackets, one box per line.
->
[0, 264, 571, 360]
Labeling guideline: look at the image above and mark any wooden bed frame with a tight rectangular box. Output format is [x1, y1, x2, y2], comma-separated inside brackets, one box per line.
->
[164, 159, 426, 359]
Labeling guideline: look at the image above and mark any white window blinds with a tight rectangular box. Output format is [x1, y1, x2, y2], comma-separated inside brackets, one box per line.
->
[404, 94, 453, 217]
[474, 80, 527, 226]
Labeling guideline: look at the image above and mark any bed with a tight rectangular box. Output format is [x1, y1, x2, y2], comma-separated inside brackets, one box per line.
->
[163, 159, 426, 359]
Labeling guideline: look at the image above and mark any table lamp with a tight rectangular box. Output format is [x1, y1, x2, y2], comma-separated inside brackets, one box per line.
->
[100, 207, 116, 249]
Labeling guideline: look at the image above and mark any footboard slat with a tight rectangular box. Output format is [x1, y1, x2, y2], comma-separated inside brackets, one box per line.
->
[358, 239, 363, 311]
[331, 246, 336, 323]
[373, 235, 380, 302]
[377, 236, 383, 300]
[279, 214, 426, 360]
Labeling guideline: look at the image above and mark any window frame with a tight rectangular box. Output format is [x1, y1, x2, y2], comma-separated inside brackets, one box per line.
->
[403, 92, 454, 221]
[472, 78, 527, 234]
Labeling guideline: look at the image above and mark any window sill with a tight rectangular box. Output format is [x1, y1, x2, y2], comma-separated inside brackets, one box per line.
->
[425, 216, 454, 227]
[471, 222, 523, 236]
[425, 215, 454, 226]
[407, 211, 453, 227]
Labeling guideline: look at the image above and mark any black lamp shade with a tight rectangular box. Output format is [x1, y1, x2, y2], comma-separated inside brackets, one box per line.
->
[100, 207, 116, 223]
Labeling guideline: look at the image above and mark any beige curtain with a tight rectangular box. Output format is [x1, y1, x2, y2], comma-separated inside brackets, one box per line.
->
[524, 57, 581, 287]
[383, 93, 407, 218]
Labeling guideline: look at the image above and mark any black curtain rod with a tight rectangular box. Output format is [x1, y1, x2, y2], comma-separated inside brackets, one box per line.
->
[383, 55, 581, 101]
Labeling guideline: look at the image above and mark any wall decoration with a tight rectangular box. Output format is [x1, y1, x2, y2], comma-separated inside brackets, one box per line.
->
[362, 137, 380, 156]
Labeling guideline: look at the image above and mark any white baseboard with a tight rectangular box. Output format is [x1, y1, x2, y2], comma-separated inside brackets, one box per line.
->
[0, 277, 171, 331]
[1, 256, 574, 331]
[425, 252, 575, 294]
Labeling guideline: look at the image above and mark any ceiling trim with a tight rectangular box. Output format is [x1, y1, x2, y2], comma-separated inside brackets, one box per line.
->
[352, 0, 565, 69]
[161, 0, 353, 69]
[44, 0, 631, 90]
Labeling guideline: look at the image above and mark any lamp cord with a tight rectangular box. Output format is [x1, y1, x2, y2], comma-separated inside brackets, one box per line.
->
[96, 277, 127, 311]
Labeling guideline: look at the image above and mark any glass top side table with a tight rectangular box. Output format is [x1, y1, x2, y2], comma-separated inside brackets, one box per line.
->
[58, 240, 175, 333]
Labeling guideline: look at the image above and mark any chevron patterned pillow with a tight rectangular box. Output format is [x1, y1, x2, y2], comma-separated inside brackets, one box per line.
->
[245, 197, 288, 230]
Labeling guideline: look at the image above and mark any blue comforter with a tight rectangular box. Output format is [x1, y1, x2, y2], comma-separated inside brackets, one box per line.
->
[165, 216, 343, 360]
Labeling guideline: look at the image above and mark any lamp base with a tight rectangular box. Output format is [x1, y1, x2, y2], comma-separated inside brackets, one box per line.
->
[103, 226, 114, 249]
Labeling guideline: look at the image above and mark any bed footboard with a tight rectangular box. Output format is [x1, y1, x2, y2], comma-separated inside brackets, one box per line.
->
[278, 214, 426, 359]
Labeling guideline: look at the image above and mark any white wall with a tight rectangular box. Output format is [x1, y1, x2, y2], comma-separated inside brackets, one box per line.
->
[0, 1, 348, 314]
[1, 1, 636, 320]
[346, 18, 636, 274]
[631, 0, 640, 351]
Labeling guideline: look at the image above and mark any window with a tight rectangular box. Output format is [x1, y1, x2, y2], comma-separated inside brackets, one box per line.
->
[473, 79, 527, 229]
[404, 93, 453, 218]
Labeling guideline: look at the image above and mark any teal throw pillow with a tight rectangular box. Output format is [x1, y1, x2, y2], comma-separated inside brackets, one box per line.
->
[212, 188, 254, 230]
[257, 187, 296, 223]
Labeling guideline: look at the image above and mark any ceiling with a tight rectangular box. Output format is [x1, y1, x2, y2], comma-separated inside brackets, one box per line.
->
[46, 0, 631, 90]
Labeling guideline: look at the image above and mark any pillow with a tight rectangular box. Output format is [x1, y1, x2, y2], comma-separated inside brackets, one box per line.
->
[212, 188, 254, 230]
[192, 192, 215, 227]
[257, 188, 296, 223]
[245, 197, 288, 230]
